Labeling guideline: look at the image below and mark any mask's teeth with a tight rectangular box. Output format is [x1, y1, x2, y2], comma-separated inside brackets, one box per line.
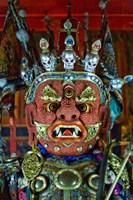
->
[57, 130, 62, 137]
[72, 130, 77, 137]
[75, 127, 79, 135]
[54, 126, 82, 138]
[56, 127, 60, 134]
[78, 127, 81, 131]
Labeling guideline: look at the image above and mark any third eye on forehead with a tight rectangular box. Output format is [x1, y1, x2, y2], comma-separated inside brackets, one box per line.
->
[64, 86, 75, 99]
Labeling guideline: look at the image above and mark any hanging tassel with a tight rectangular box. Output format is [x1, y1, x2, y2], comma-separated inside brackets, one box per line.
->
[9, 115, 17, 155]
[9, 95, 17, 155]
[26, 187, 31, 200]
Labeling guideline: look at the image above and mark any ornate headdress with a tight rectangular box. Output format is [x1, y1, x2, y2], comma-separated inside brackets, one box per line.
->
[19, 0, 133, 130]
[0, 1, 133, 200]
[0, 0, 132, 157]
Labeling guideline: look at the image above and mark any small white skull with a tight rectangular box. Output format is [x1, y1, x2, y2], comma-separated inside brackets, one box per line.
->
[62, 50, 77, 70]
[40, 52, 55, 72]
[21, 68, 33, 86]
[84, 53, 99, 72]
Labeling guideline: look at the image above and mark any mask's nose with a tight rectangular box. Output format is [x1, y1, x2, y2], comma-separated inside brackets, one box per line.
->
[56, 99, 80, 121]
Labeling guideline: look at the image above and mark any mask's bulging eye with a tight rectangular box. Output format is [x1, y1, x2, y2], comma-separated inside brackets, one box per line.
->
[64, 87, 74, 98]
[77, 104, 93, 113]
[48, 103, 60, 112]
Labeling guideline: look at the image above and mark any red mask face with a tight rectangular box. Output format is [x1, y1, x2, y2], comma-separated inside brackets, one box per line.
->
[26, 79, 110, 156]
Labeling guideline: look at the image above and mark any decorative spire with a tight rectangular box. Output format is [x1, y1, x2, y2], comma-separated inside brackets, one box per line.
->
[83, 12, 89, 58]
[67, 0, 72, 18]
[64, 35, 75, 49]
[40, 38, 49, 53]
[91, 40, 101, 55]
[99, 0, 110, 10]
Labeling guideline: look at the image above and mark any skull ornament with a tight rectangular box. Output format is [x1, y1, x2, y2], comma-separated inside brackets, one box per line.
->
[62, 49, 77, 70]
[84, 53, 99, 73]
[40, 52, 56, 72]
[21, 68, 33, 86]
[84, 40, 101, 73]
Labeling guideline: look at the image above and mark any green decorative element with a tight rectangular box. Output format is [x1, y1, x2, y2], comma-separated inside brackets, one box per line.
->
[108, 153, 130, 189]
[62, 142, 74, 147]
[35, 121, 51, 141]
[41, 85, 62, 102]
[75, 86, 96, 102]
[22, 150, 44, 181]
[85, 122, 102, 142]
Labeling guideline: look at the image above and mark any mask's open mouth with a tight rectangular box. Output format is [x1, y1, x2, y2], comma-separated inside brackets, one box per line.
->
[48, 121, 87, 142]
[53, 126, 82, 138]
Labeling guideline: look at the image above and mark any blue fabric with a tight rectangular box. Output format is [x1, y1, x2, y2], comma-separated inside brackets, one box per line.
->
[38, 144, 94, 162]
[109, 94, 122, 122]
[26, 187, 31, 200]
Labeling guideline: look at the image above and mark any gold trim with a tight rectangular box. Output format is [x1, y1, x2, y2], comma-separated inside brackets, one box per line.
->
[54, 146, 60, 152]
[88, 174, 99, 191]
[62, 142, 74, 147]
[108, 153, 130, 188]
[85, 122, 102, 142]
[43, 160, 96, 169]
[44, 144, 49, 149]
[26, 72, 104, 104]
[31, 175, 47, 193]
[54, 169, 82, 190]
[2, 90, 13, 98]
[60, 28, 78, 33]
[41, 85, 62, 102]
[35, 121, 51, 141]
[77, 146, 83, 152]
[75, 86, 96, 103]
[22, 151, 44, 181]
[88, 144, 93, 149]
[62, 79, 75, 87]
[3, 157, 20, 163]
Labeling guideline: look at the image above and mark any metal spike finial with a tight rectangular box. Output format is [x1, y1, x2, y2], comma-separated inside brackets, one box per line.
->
[99, 0, 109, 10]
[67, 0, 72, 18]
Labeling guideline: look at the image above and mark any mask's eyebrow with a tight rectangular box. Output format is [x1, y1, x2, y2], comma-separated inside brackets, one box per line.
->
[75, 86, 97, 103]
[41, 85, 62, 102]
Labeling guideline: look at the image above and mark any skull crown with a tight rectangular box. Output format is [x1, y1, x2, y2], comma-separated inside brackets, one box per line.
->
[39, 36, 101, 73]
[40, 38, 56, 72]
[62, 49, 77, 70]
[20, 57, 33, 86]
[61, 35, 78, 70]
[40, 52, 56, 72]
[84, 40, 101, 73]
